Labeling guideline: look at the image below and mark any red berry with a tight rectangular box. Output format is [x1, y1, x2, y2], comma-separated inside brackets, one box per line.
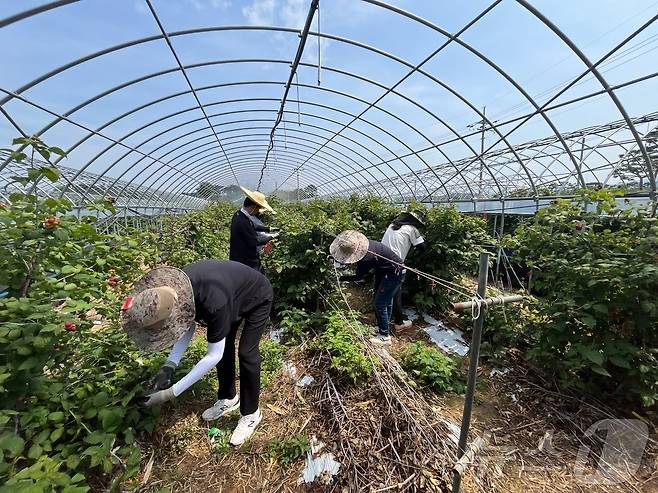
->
[64, 320, 77, 332]
[575, 222, 584, 231]
[108, 276, 120, 286]
[43, 217, 60, 230]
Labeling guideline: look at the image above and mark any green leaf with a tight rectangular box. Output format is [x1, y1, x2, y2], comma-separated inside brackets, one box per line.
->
[27, 444, 43, 459]
[591, 304, 608, 314]
[591, 366, 611, 377]
[48, 411, 65, 423]
[49, 147, 67, 157]
[609, 356, 631, 369]
[66, 454, 80, 469]
[40, 166, 61, 182]
[0, 433, 25, 457]
[580, 315, 597, 328]
[583, 349, 604, 366]
[54, 229, 69, 241]
[50, 427, 64, 441]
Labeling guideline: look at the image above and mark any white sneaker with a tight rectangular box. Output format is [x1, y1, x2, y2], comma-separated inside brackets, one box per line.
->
[369, 334, 392, 346]
[371, 326, 381, 336]
[394, 320, 412, 331]
[230, 409, 263, 446]
[201, 395, 240, 421]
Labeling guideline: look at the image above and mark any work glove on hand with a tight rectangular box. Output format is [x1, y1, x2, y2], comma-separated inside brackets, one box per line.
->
[150, 361, 176, 390]
[139, 387, 175, 407]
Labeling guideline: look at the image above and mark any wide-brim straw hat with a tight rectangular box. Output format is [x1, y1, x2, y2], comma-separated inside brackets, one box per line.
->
[329, 230, 369, 264]
[240, 186, 276, 214]
[408, 209, 427, 225]
[120, 267, 196, 352]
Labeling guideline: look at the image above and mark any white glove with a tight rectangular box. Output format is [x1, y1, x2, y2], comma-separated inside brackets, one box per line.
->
[140, 387, 174, 407]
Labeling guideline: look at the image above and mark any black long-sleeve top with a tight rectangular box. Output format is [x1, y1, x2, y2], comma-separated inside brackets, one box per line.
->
[339, 240, 403, 282]
[184, 260, 273, 342]
[229, 209, 270, 270]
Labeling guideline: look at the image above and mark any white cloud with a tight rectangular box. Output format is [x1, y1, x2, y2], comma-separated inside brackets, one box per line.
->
[133, 1, 149, 15]
[242, 0, 277, 25]
[242, 0, 311, 28]
[184, 0, 232, 11]
[281, 0, 307, 28]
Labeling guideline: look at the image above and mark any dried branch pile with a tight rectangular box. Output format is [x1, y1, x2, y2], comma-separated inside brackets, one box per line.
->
[314, 330, 458, 492]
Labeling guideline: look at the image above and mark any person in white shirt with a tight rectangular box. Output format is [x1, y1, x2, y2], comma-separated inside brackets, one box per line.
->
[381, 210, 427, 331]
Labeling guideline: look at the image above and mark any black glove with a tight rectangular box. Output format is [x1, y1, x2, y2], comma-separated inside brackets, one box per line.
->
[149, 361, 176, 390]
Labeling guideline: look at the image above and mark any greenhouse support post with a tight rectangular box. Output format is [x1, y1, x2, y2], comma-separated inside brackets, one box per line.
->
[452, 251, 488, 493]
[451, 251, 525, 492]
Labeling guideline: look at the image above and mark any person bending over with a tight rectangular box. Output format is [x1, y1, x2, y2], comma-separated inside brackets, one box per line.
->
[381, 210, 427, 331]
[121, 259, 273, 445]
[330, 230, 404, 346]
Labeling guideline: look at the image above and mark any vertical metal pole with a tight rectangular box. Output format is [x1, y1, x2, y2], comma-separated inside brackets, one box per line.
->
[494, 200, 505, 282]
[452, 251, 489, 493]
[479, 106, 486, 199]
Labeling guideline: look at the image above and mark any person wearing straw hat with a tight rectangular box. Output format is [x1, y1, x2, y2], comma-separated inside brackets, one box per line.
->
[381, 210, 427, 332]
[121, 259, 273, 446]
[330, 230, 404, 346]
[248, 209, 279, 257]
[230, 186, 278, 272]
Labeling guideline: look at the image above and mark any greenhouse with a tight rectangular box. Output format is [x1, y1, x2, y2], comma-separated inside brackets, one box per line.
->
[1, 1, 657, 492]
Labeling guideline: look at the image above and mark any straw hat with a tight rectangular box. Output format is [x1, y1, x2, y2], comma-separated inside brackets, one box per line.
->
[329, 230, 369, 264]
[409, 209, 427, 225]
[240, 186, 276, 214]
[120, 267, 196, 352]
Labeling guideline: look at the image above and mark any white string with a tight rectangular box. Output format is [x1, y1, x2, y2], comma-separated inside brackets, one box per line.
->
[332, 234, 478, 301]
[331, 234, 485, 319]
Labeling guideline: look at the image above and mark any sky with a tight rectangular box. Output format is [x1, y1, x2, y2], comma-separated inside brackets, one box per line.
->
[0, 0, 657, 202]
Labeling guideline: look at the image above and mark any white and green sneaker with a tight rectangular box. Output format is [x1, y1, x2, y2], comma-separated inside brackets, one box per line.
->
[369, 334, 392, 346]
[201, 395, 240, 421]
[230, 409, 263, 446]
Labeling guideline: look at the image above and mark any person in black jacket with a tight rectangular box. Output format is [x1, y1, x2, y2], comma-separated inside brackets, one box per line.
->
[230, 187, 277, 272]
[121, 260, 273, 446]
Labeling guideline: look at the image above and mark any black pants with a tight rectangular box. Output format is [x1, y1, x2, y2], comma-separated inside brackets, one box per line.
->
[216, 298, 272, 415]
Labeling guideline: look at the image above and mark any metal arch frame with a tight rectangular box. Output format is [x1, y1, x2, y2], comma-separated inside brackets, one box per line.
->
[603, 119, 658, 187]
[420, 3, 658, 202]
[0, 1, 655, 205]
[272, 0, 505, 193]
[515, 0, 657, 200]
[0, 26, 533, 201]
[105, 118, 395, 205]
[312, 72, 658, 193]
[142, 0, 240, 187]
[71, 79, 449, 202]
[25, 37, 507, 204]
[354, 112, 658, 202]
[30, 70, 442, 202]
[69, 91, 436, 204]
[123, 118, 408, 206]
[131, 135, 401, 203]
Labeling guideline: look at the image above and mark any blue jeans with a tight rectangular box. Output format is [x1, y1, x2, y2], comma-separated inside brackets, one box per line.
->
[373, 270, 404, 336]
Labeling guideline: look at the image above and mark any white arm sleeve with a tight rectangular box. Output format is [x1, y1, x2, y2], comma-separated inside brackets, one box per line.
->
[171, 339, 226, 397]
[410, 227, 425, 246]
[166, 326, 195, 366]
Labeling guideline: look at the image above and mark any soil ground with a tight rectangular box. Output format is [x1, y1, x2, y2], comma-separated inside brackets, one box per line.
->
[130, 286, 658, 493]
